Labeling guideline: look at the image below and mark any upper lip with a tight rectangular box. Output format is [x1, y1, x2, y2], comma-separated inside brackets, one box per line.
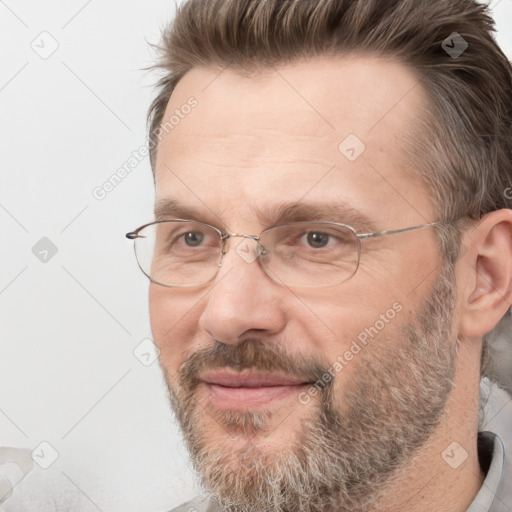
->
[200, 370, 311, 388]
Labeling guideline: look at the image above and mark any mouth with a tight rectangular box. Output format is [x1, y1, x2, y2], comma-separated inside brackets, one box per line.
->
[199, 369, 313, 410]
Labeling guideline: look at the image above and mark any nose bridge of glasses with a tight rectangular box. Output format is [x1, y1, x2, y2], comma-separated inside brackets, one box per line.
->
[223, 233, 260, 241]
[221, 233, 265, 265]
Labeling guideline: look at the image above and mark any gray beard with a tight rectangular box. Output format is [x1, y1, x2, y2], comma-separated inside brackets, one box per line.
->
[164, 264, 458, 512]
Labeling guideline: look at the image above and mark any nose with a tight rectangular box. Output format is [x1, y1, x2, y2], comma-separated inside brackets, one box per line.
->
[198, 237, 287, 344]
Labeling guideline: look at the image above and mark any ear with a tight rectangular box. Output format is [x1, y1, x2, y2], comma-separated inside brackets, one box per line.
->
[459, 209, 512, 338]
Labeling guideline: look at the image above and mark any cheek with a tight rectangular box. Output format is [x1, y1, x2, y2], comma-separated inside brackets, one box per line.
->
[149, 285, 201, 370]
[148, 284, 169, 343]
[292, 277, 415, 379]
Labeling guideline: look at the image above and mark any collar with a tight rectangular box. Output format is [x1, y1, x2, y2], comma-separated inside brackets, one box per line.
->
[466, 381, 512, 512]
[467, 432, 506, 511]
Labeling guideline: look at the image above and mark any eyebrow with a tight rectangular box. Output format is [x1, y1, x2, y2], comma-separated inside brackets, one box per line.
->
[154, 198, 377, 233]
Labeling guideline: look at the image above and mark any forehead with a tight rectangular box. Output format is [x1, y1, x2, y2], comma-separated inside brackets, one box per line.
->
[154, 56, 434, 229]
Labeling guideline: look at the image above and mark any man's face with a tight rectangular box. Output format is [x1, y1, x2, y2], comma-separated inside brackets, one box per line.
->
[150, 57, 458, 511]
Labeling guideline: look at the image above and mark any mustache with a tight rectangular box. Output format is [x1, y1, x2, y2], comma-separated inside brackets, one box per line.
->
[178, 338, 330, 393]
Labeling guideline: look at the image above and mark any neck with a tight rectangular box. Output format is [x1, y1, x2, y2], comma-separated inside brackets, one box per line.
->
[371, 347, 485, 512]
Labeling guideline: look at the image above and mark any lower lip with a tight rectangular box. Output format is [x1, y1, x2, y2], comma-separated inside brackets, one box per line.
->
[205, 383, 309, 409]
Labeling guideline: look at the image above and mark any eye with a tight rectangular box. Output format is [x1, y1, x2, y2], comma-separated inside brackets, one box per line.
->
[182, 231, 205, 247]
[304, 231, 331, 249]
[162, 224, 218, 251]
[298, 229, 348, 250]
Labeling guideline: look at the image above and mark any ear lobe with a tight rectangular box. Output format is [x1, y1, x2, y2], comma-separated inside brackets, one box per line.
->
[459, 210, 512, 338]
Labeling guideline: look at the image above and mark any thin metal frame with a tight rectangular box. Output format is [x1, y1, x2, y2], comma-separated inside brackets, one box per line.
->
[126, 219, 443, 288]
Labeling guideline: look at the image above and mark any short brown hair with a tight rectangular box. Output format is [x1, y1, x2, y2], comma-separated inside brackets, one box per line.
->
[147, 0, 512, 377]
[149, 0, 512, 219]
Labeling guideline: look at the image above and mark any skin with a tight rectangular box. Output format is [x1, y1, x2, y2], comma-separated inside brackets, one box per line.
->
[149, 56, 512, 511]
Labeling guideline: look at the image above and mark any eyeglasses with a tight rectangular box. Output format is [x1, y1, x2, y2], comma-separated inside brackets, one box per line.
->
[126, 219, 442, 288]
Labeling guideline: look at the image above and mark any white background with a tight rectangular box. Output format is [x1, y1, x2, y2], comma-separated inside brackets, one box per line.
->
[1, 1, 511, 511]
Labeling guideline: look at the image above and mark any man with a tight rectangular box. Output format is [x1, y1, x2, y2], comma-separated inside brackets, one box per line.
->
[126, 0, 512, 510]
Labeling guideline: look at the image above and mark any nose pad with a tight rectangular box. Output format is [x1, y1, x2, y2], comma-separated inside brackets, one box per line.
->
[234, 237, 265, 264]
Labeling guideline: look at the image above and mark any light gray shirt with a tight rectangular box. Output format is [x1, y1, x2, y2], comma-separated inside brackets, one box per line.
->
[169, 380, 512, 512]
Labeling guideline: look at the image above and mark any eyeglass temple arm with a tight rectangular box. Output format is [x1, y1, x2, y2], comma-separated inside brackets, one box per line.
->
[357, 221, 443, 240]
